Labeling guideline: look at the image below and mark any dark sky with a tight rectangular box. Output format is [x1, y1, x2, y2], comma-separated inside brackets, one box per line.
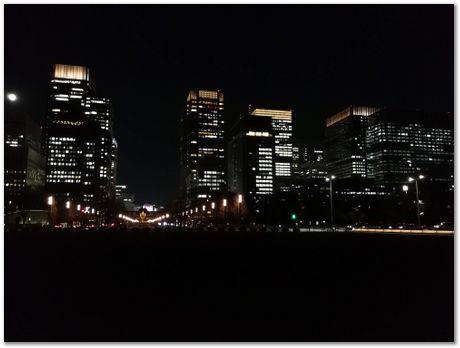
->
[5, 5, 453, 205]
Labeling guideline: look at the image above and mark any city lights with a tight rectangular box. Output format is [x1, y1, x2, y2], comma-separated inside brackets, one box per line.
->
[47, 196, 53, 206]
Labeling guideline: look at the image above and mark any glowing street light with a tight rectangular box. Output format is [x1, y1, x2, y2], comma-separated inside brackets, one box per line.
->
[202, 205, 206, 212]
[223, 198, 227, 207]
[211, 202, 215, 210]
[402, 185, 409, 192]
[47, 196, 54, 206]
[7, 93, 17, 102]
[77, 204, 81, 211]
[65, 201, 71, 209]
[118, 214, 122, 218]
[238, 194, 243, 221]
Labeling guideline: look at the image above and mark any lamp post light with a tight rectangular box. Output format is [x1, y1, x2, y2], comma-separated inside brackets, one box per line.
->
[7, 93, 17, 102]
[325, 175, 335, 229]
[47, 196, 54, 225]
[408, 175, 425, 228]
[223, 198, 227, 221]
[238, 194, 243, 222]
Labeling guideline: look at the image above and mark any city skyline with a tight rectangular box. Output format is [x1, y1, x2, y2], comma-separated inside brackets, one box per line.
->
[5, 5, 453, 204]
[4, 4, 454, 342]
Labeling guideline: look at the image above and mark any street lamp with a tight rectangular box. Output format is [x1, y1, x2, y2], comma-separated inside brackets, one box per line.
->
[47, 196, 54, 226]
[7, 93, 17, 102]
[223, 198, 228, 221]
[66, 201, 71, 209]
[408, 175, 425, 228]
[211, 202, 215, 210]
[238, 194, 243, 222]
[325, 175, 335, 228]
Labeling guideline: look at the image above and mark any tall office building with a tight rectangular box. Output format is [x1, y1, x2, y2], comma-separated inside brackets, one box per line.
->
[43, 64, 114, 218]
[227, 115, 275, 203]
[325, 105, 382, 179]
[110, 138, 118, 197]
[180, 89, 226, 206]
[366, 109, 454, 189]
[249, 107, 293, 191]
[5, 102, 46, 213]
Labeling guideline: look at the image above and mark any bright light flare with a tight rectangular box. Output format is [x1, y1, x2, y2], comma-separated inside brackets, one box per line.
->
[7, 93, 17, 102]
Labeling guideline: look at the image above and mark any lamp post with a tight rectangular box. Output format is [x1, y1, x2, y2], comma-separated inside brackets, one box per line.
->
[47, 196, 54, 226]
[325, 175, 335, 229]
[223, 198, 227, 222]
[238, 194, 243, 222]
[408, 175, 425, 228]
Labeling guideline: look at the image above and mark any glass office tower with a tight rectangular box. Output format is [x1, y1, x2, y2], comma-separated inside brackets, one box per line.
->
[180, 90, 226, 207]
[43, 64, 114, 219]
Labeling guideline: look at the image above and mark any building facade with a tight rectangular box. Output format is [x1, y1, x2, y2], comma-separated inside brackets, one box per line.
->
[249, 107, 293, 191]
[325, 105, 382, 179]
[298, 147, 328, 179]
[227, 115, 275, 202]
[366, 109, 454, 189]
[5, 106, 46, 213]
[180, 89, 226, 207]
[110, 138, 118, 197]
[43, 64, 114, 219]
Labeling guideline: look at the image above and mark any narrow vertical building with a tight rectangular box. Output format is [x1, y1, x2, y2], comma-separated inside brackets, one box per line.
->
[110, 138, 118, 197]
[249, 107, 293, 192]
[227, 115, 275, 214]
[43, 64, 114, 221]
[180, 89, 226, 207]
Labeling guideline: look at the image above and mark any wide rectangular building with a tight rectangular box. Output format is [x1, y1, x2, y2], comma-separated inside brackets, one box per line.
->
[366, 109, 454, 188]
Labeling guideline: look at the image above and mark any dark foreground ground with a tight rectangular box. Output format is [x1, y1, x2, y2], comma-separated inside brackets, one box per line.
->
[5, 227, 454, 342]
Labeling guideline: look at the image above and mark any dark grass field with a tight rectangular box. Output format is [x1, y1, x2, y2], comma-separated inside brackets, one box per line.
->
[5, 227, 454, 342]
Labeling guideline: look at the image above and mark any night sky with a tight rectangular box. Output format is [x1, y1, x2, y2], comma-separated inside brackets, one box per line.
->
[5, 5, 453, 205]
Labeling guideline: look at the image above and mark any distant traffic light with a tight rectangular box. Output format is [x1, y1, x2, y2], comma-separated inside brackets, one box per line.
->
[291, 213, 297, 221]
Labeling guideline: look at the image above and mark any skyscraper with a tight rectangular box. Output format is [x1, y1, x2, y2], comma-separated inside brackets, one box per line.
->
[249, 107, 293, 191]
[227, 115, 275, 203]
[43, 64, 114, 220]
[180, 89, 226, 207]
[110, 138, 118, 197]
[324, 105, 382, 179]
